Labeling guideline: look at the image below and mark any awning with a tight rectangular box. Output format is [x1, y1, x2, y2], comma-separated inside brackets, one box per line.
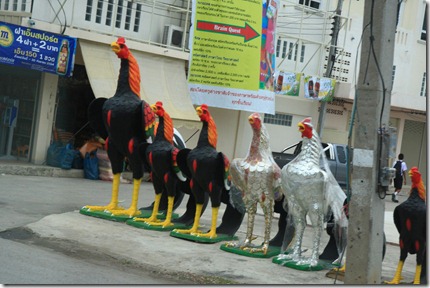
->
[79, 40, 199, 128]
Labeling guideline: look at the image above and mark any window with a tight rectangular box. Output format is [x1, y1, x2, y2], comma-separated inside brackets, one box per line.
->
[276, 39, 281, 57]
[116, 0, 124, 28]
[294, 43, 298, 61]
[300, 44, 305, 63]
[282, 41, 287, 58]
[95, 0, 103, 24]
[13, 0, 17, 11]
[421, 10, 427, 41]
[133, 3, 142, 32]
[420, 72, 426, 97]
[106, 0, 114, 26]
[85, 0, 93, 21]
[392, 65, 396, 83]
[21, 0, 26, 11]
[288, 42, 293, 60]
[298, 0, 321, 9]
[263, 113, 293, 127]
[124, 1, 133, 30]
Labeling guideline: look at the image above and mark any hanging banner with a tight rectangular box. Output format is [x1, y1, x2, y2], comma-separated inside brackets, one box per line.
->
[0, 21, 77, 77]
[304, 75, 336, 101]
[274, 70, 301, 96]
[188, 0, 279, 115]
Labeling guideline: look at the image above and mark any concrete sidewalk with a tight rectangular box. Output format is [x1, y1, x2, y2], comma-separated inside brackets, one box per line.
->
[0, 161, 419, 284]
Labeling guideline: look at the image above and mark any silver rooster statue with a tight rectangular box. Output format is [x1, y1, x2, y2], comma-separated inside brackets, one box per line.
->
[278, 117, 348, 267]
[226, 112, 282, 255]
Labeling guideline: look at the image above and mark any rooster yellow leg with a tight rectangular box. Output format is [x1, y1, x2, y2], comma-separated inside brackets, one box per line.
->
[413, 264, 422, 284]
[109, 178, 142, 217]
[384, 260, 404, 284]
[84, 174, 124, 211]
[174, 203, 203, 234]
[194, 207, 219, 239]
[133, 193, 162, 223]
[147, 196, 175, 228]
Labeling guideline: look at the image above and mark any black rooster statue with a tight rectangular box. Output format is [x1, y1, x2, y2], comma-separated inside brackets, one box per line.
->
[172, 104, 244, 242]
[81, 37, 156, 219]
[130, 101, 187, 230]
[385, 166, 426, 285]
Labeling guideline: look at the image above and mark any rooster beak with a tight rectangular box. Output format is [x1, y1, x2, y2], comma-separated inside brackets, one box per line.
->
[111, 42, 120, 53]
[196, 107, 203, 117]
[248, 115, 254, 125]
[151, 104, 157, 113]
[298, 122, 305, 132]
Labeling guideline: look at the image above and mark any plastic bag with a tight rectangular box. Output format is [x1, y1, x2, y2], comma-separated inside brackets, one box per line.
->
[46, 141, 64, 167]
[60, 143, 78, 170]
[84, 151, 99, 180]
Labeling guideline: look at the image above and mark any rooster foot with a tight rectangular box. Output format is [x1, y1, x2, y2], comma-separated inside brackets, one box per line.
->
[84, 204, 124, 212]
[333, 264, 346, 273]
[108, 208, 141, 217]
[133, 216, 158, 223]
[242, 244, 268, 254]
[224, 241, 240, 248]
[192, 231, 217, 239]
[174, 228, 201, 235]
[146, 220, 174, 228]
[384, 279, 400, 285]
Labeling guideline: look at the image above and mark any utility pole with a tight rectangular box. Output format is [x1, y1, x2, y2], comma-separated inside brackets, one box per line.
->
[316, 0, 343, 137]
[344, 0, 397, 284]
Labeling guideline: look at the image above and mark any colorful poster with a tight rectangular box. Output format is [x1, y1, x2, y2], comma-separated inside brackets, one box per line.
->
[0, 21, 77, 77]
[274, 71, 301, 96]
[188, 0, 279, 115]
[304, 75, 336, 101]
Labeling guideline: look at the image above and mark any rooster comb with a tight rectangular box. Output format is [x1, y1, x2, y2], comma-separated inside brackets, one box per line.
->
[117, 37, 126, 45]
[155, 101, 163, 107]
[302, 117, 313, 127]
[201, 104, 208, 110]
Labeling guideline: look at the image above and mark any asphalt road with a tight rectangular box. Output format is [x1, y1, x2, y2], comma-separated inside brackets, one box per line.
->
[0, 174, 422, 284]
[0, 174, 190, 284]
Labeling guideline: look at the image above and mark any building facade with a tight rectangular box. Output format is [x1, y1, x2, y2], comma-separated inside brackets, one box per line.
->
[0, 0, 426, 182]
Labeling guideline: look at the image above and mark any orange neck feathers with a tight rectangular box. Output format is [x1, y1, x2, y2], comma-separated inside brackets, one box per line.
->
[163, 112, 174, 144]
[207, 116, 217, 148]
[128, 53, 140, 98]
[412, 180, 426, 202]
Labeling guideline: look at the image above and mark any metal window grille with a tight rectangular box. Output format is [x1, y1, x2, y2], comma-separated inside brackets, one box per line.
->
[392, 65, 396, 83]
[21, 0, 25, 11]
[276, 38, 281, 57]
[263, 113, 293, 127]
[12, 0, 17, 11]
[282, 41, 287, 58]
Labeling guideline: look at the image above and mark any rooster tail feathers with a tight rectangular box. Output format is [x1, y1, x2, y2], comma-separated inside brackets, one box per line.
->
[88, 98, 108, 140]
[142, 102, 156, 142]
[177, 148, 192, 179]
[218, 152, 231, 190]
[172, 147, 187, 181]
[229, 184, 246, 215]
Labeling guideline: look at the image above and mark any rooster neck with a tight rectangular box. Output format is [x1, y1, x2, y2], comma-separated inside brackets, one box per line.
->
[154, 114, 173, 144]
[115, 56, 140, 97]
[247, 129, 262, 160]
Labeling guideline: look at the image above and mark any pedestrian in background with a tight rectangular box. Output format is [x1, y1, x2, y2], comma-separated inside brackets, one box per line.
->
[392, 153, 407, 203]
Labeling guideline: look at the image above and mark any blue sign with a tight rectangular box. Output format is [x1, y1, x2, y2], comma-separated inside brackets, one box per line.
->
[0, 21, 77, 77]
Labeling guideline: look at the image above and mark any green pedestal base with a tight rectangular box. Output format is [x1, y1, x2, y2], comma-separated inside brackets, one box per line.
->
[170, 230, 238, 243]
[219, 243, 281, 258]
[79, 207, 135, 222]
[272, 254, 339, 271]
[138, 208, 179, 220]
[125, 219, 189, 231]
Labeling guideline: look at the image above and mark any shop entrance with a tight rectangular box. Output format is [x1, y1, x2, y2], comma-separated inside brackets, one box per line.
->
[0, 66, 41, 161]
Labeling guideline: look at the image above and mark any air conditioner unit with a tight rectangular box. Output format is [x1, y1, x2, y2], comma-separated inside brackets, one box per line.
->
[162, 24, 184, 48]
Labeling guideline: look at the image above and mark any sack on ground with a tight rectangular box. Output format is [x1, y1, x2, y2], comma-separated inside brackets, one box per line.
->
[84, 151, 99, 180]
